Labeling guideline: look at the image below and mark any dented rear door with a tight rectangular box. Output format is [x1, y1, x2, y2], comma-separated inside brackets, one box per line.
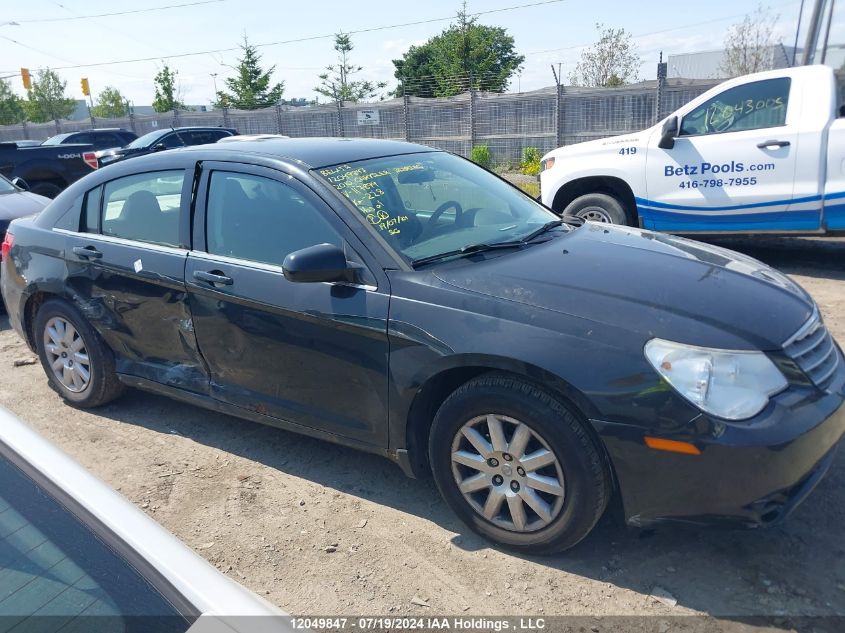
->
[61, 166, 209, 393]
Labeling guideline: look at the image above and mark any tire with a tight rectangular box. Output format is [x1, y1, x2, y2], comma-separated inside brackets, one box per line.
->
[562, 193, 630, 225]
[429, 373, 610, 554]
[34, 299, 124, 408]
[29, 182, 63, 199]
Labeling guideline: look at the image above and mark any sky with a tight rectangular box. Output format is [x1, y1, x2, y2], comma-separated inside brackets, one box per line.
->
[0, 0, 840, 108]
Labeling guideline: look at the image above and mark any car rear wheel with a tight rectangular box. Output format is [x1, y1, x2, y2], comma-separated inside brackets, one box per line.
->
[562, 193, 630, 225]
[35, 299, 124, 408]
[429, 373, 611, 553]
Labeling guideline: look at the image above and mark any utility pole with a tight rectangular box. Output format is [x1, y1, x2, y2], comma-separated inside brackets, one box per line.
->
[801, 0, 829, 64]
[210, 73, 218, 101]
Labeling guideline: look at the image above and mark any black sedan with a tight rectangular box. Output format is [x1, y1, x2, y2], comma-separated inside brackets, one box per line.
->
[97, 126, 236, 166]
[2, 139, 843, 553]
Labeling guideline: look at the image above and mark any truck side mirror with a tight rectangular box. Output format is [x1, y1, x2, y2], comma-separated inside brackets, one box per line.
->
[658, 116, 679, 150]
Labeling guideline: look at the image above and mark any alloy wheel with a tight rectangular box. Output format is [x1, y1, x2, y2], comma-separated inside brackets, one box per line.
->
[450, 414, 565, 532]
[43, 317, 91, 393]
[576, 207, 613, 223]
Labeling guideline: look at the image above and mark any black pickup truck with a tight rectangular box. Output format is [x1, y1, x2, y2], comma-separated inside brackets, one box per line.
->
[0, 142, 98, 198]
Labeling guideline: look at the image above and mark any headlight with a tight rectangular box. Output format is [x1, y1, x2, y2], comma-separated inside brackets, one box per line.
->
[541, 157, 555, 171]
[644, 338, 787, 420]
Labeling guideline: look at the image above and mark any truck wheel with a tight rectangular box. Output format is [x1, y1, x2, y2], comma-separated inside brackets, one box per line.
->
[34, 299, 124, 408]
[429, 373, 611, 554]
[563, 193, 630, 225]
[29, 182, 63, 199]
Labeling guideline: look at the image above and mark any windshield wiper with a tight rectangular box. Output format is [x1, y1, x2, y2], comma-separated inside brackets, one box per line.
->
[411, 220, 565, 268]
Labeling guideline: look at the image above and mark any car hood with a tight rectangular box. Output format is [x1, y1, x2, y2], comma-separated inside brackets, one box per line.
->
[433, 224, 814, 351]
[0, 191, 50, 222]
[543, 130, 648, 161]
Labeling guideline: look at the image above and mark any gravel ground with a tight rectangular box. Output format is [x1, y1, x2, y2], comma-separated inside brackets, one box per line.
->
[0, 236, 843, 625]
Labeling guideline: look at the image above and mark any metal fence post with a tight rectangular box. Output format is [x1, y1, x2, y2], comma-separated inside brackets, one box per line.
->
[275, 103, 283, 135]
[655, 57, 668, 123]
[172, 108, 180, 127]
[336, 100, 345, 138]
[128, 109, 136, 134]
[556, 83, 565, 147]
[54, 119, 61, 134]
[469, 82, 477, 149]
[21, 121, 28, 140]
[222, 107, 230, 128]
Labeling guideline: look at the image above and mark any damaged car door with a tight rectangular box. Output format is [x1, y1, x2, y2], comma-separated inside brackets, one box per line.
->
[184, 163, 390, 446]
[59, 167, 209, 392]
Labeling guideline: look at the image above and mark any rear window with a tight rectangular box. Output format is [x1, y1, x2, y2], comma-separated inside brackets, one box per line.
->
[98, 171, 185, 247]
[0, 448, 195, 631]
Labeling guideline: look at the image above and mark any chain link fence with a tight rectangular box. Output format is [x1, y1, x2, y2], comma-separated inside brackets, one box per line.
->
[0, 78, 720, 164]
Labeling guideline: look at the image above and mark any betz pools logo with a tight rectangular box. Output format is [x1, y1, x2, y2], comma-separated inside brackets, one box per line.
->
[664, 161, 775, 176]
[57, 153, 81, 159]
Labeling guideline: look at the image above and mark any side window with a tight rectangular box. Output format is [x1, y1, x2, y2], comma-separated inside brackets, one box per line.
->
[185, 130, 223, 145]
[101, 170, 185, 246]
[93, 133, 121, 150]
[160, 133, 184, 149]
[82, 186, 102, 233]
[206, 171, 342, 266]
[680, 78, 790, 136]
[68, 132, 92, 145]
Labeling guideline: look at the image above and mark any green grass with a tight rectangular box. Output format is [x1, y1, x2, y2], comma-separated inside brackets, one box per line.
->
[517, 181, 540, 198]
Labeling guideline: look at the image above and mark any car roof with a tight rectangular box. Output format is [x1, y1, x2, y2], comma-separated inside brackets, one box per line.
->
[187, 137, 438, 169]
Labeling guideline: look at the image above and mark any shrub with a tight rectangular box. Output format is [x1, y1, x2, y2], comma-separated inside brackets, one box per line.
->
[520, 146, 542, 176]
[471, 145, 492, 169]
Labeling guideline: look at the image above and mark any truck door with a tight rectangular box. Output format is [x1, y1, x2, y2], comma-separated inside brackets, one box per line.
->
[643, 75, 814, 233]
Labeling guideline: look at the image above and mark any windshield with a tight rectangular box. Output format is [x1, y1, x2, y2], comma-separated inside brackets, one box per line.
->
[318, 152, 560, 264]
[41, 133, 73, 146]
[0, 175, 16, 193]
[124, 129, 166, 149]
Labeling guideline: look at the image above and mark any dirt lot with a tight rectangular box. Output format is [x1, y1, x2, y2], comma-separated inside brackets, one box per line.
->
[1, 236, 844, 624]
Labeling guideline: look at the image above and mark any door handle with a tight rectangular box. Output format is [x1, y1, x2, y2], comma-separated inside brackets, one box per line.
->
[757, 140, 790, 149]
[193, 270, 233, 285]
[72, 246, 103, 260]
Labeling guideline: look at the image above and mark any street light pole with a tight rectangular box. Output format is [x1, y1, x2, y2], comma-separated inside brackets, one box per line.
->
[210, 73, 218, 102]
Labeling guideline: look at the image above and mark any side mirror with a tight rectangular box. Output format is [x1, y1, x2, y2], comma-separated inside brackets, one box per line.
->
[283, 243, 359, 284]
[153, 142, 167, 152]
[11, 177, 29, 191]
[658, 116, 679, 150]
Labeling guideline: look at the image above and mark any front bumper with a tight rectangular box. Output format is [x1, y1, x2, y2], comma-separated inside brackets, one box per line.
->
[596, 365, 845, 528]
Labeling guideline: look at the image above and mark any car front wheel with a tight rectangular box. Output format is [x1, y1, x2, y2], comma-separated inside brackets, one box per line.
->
[429, 373, 611, 553]
[35, 299, 124, 408]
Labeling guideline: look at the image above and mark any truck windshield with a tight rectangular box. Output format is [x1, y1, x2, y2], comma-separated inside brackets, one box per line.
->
[317, 152, 561, 265]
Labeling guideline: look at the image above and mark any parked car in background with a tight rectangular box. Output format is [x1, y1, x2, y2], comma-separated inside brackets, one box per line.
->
[98, 127, 237, 166]
[0, 174, 50, 251]
[3, 138, 843, 553]
[0, 405, 289, 631]
[42, 128, 138, 152]
[0, 141, 97, 198]
[217, 134, 289, 143]
[541, 65, 845, 234]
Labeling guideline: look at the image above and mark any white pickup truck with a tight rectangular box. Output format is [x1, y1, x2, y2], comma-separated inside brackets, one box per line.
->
[539, 65, 845, 234]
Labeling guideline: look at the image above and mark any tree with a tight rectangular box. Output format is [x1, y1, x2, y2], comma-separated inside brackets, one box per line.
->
[569, 24, 641, 87]
[392, 2, 524, 97]
[152, 63, 186, 113]
[721, 5, 779, 77]
[315, 33, 386, 103]
[0, 79, 25, 125]
[91, 86, 127, 118]
[216, 36, 284, 109]
[22, 69, 77, 123]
